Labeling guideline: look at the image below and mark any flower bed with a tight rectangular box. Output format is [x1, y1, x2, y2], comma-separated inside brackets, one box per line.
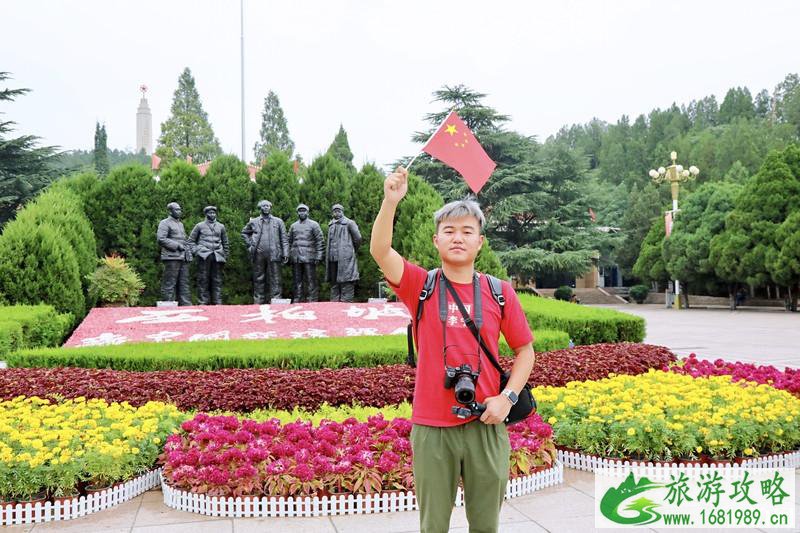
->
[0, 397, 184, 502]
[535, 370, 800, 462]
[669, 354, 800, 397]
[0, 343, 674, 412]
[160, 413, 557, 498]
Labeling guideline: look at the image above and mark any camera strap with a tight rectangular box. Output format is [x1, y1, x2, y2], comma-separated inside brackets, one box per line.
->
[442, 275, 505, 376]
[439, 273, 482, 373]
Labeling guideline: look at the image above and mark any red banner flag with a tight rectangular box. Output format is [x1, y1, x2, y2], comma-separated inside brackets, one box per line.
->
[665, 211, 673, 237]
[422, 111, 496, 194]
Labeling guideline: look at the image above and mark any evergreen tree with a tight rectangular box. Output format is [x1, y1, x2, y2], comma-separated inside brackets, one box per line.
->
[253, 90, 294, 162]
[663, 181, 740, 296]
[300, 153, 351, 225]
[617, 183, 664, 274]
[326, 124, 356, 174]
[0, 220, 84, 321]
[349, 163, 386, 300]
[719, 87, 755, 123]
[0, 72, 59, 226]
[709, 145, 800, 297]
[770, 211, 800, 310]
[254, 150, 300, 221]
[93, 122, 109, 175]
[632, 218, 668, 285]
[204, 155, 256, 303]
[156, 67, 222, 164]
[85, 164, 164, 303]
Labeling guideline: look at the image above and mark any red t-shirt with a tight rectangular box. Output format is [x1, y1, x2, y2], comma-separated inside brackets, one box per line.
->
[388, 260, 534, 427]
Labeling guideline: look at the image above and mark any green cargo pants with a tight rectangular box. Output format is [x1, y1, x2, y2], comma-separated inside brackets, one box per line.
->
[411, 421, 511, 533]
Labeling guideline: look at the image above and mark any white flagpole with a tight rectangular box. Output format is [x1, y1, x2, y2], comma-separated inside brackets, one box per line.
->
[405, 107, 457, 171]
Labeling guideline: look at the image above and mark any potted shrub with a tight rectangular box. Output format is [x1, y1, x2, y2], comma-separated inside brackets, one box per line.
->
[629, 284, 650, 304]
[553, 286, 573, 301]
[86, 255, 145, 307]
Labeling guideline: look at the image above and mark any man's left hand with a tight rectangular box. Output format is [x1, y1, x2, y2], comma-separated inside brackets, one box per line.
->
[479, 395, 511, 425]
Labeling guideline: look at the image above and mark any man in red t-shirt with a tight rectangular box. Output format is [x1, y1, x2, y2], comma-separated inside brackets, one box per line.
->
[370, 166, 535, 533]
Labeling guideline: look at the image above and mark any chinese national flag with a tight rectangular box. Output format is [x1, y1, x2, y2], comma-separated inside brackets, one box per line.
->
[422, 111, 496, 194]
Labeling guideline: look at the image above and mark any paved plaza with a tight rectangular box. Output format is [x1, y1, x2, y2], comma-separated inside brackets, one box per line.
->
[599, 304, 800, 370]
[3, 304, 798, 532]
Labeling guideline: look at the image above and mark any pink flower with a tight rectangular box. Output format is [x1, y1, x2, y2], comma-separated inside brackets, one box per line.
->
[292, 463, 314, 482]
[265, 459, 287, 475]
[234, 464, 258, 479]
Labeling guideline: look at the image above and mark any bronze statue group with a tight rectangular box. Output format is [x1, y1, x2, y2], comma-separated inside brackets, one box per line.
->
[156, 201, 362, 305]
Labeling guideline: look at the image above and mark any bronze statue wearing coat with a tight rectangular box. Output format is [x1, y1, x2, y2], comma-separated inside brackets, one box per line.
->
[157, 202, 192, 305]
[189, 206, 229, 305]
[326, 203, 362, 302]
[241, 200, 289, 303]
[288, 203, 324, 303]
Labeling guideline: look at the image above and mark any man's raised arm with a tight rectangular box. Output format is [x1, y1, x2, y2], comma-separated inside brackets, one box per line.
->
[369, 166, 408, 286]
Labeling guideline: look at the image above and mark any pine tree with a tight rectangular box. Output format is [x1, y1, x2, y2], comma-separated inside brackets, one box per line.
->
[300, 153, 351, 225]
[326, 125, 356, 174]
[632, 219, 668, 285]
[93, 122, 109, 175]
[0, 72, 59, 226]
[156, 67, 222, 164]
[253, 90, 294, 162]
[349, 163, 385, 300]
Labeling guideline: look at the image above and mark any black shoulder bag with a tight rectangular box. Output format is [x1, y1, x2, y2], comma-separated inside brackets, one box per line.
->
[442, 274, 536, 425]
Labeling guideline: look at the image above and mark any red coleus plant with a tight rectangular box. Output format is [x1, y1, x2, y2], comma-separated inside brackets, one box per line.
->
[0, 343, 676, 411]
[159, 412, 557, 497]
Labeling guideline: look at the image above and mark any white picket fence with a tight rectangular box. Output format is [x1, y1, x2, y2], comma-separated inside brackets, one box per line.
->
[0, 468, 161, 526]
[161, 461, 564, 518]
[557, 448, 800, 472]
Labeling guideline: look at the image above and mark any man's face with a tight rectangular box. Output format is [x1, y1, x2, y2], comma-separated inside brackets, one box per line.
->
[298, 208, 309, 221]
[206, 209, 217, 222]
[169, 204, 182, 219]
[433, 215, 484, 267]
[332, 208, 343, 220]
[260, 203, 271, 216]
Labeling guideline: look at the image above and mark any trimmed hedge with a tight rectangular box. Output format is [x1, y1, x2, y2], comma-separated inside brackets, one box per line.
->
[518, 294, 645, 344]
[9, 329, 569, 371]
[0, 305, 71, 356]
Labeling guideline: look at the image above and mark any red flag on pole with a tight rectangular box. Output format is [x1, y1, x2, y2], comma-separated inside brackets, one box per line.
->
[665, 212, 673, 237]
[588, 207, 596, 222]
[422, 111, 496, 194]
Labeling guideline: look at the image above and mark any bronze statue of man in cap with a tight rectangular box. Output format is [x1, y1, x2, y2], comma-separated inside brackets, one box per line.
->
[241, 200, 289, 303]
[157, 202, 192, 305]
[189, 206, 230, 305]
[326, 203, 362, 302]
[288, 203, 324, 302]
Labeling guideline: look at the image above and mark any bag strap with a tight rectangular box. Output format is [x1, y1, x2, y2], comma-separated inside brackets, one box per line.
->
[442, 275, 505, 376]
[406, 268, 439, 367]
[485, 274, 506, 318]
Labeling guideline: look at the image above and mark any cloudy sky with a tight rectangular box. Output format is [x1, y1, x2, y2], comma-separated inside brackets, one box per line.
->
[3, 1, 799, 169]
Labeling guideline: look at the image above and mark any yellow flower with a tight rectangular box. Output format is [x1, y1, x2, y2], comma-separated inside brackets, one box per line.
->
[627, 427, 636, 436]
[548, 417, 557, 425]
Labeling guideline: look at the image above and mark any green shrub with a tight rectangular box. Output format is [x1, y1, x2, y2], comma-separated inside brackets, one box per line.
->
[629, 284, 650, 304]
[528, 329, 571, 353]
[553, 285, 573, 301]
[0, 305, 70, 356]
[14, 188, 97, 286]
[518, 294, 645, 344]
[87, 255, 145, 306]
[0, 220, 84, 321]
[10, 329, 568, 371]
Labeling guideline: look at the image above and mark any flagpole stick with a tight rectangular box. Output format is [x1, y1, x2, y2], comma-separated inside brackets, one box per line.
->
[405, 151, 422, 171]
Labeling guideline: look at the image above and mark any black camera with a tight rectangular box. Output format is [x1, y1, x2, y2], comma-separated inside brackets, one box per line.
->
[451, 402, 486, 419]
[444, 364, 480, 404]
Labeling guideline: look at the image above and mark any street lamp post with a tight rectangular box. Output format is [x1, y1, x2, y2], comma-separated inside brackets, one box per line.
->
[649, 151, 699, 309]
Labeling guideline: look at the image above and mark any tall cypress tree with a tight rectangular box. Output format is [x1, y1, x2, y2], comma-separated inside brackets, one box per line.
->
[326, 125, 356, 174]
[254, 150, 300, 221]
[156, 67, 222, 164]
[93, 122, 109, 175]
[253, 90, 294, 162]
